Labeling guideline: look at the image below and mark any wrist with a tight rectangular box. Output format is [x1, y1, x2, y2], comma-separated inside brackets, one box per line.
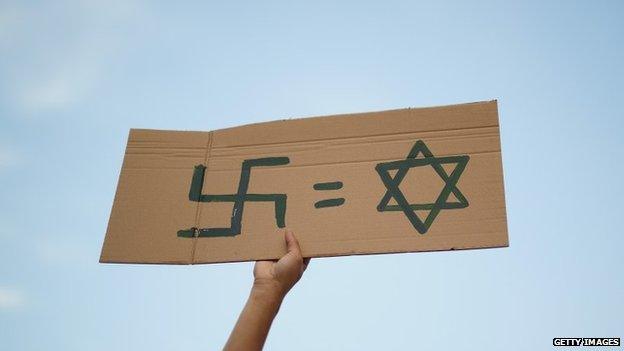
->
[251, 279, 286, 305]
[248, 282, 284, 318]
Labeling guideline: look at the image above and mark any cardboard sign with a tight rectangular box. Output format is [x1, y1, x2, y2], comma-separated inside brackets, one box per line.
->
[100, 100, 508, 264]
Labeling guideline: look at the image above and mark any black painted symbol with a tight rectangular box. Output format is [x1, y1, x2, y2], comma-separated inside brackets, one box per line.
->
[178, 157, 290, 238]
[313, 181, 343, 191]
[313, 181, 345, 208]
[376, 140, 469, 234]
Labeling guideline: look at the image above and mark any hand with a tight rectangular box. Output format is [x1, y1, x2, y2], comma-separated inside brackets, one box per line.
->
[224, 230, 310, 351]
[253, 230, 310, 298]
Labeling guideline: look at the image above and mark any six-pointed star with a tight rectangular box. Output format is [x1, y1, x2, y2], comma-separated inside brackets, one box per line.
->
[375, 140, 470, 234]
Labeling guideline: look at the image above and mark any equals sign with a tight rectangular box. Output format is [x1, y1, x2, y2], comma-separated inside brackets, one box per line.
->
[313, 181, 345, 208]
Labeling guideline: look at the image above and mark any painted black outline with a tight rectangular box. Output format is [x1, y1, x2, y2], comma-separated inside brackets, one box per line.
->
[178, 157, 290, 238]
[376, 140, 469, 234]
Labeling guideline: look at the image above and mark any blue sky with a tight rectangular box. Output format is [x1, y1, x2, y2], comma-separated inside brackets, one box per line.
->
[0, 1, 622, 350]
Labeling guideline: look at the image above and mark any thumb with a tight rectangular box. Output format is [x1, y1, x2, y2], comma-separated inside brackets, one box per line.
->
[284, 230, 302, 257]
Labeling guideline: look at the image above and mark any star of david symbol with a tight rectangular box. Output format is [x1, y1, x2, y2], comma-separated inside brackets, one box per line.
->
[376, 140, 470, 234]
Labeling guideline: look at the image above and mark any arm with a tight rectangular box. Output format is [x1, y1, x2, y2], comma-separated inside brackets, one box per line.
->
[223, 230, 310, 351]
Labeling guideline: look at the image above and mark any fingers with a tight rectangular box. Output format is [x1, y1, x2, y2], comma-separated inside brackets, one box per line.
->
[302, 257, 311, 272]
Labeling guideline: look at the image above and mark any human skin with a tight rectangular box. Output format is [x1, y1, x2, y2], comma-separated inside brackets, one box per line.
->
[223, 230, 310, 351]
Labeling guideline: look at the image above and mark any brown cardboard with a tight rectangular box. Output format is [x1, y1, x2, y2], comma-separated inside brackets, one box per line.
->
[100, 100, 508, 264]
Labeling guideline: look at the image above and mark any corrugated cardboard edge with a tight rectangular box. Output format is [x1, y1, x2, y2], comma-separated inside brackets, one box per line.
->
[100, 129, 132, 264]
[494, 99, 510, 248]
